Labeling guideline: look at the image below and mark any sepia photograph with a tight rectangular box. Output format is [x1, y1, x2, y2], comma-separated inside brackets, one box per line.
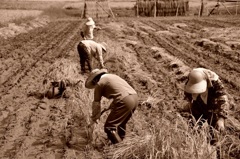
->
[0, 0, 240, 158]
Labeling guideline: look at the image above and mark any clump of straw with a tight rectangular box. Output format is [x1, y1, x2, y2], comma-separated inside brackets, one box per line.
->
[104, 133, 152, 159]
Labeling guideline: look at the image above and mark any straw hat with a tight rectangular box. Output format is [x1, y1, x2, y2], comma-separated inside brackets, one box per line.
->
[85, 69, 108, 89]
[184, 69, 207, 94]
[100, 42, 107, 52]
[86, 17, 95, 26]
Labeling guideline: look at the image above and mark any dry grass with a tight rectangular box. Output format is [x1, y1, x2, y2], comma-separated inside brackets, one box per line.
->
[103, 109, 220, 159]
[0, 10, 42, 24]
[0, 1, 67, 10]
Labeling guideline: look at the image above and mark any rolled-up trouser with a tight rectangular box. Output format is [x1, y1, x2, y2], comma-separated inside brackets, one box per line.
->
[77, 42, 92, 73]
[104, 94, 138, 144]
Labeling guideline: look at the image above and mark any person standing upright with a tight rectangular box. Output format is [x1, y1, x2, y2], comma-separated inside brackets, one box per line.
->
[81, 17, 101, 40]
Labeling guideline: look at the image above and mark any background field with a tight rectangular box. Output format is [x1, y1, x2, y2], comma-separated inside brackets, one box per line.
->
[0, 0, 240, 159]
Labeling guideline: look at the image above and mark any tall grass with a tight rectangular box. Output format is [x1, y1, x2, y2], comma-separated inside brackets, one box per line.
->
[103, 107, 221, 159]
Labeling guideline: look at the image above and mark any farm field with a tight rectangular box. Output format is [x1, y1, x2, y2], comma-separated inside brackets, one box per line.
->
[1, 1, 240, 159]
[0, 10, 42, 23]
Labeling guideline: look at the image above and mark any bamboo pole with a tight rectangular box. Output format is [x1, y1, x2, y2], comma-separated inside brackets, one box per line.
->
[82, 0, 86, 18]
[96, 1, 115, 18]
[107, 0, 116, 18]
[137, 0, 139, 17]
[236, 1, 238, 15]
[220, 1, 232, 15]
[176, 3, 179, 16]
[199, 0, 204, 17]
[154, 0, 157, 17]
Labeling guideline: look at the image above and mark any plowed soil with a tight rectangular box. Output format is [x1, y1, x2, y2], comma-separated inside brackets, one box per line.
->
[0, 15, 240, 158]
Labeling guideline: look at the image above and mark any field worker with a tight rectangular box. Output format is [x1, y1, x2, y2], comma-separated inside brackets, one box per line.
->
[77, 40, 107, 74]
[183, 68, 229, 144]
[85, 69, 138, 144]
[80, 17, 101, 40]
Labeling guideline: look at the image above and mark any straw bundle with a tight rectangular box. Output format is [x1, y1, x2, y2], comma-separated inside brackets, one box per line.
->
[104, 134, 152, 159]
[46, 59, 82, 84]
[136, 0, 189, 17]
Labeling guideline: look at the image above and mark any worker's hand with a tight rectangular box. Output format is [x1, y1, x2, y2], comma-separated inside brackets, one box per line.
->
[100, 65, 105, 69]
[91, 101, 101, 122]
[216, 118, 225, 132]
[91, 114, 101, 122]
[96, 26, 102, 30]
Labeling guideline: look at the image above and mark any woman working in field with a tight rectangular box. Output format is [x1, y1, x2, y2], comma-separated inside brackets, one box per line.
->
[85, 69, 138, 144]
[183, 68, 229, 144]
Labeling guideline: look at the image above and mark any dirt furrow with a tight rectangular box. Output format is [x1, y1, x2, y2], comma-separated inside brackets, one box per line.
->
[0, 21, 82, 158]
[137, 19, 240, 95]
[206, 17, 240, 27]
[191, 18, 228, 28]
[0, 22, 63, 59]
[0, 22, 74, 95]
[127, 19, 240, 101]
[150, 32, 240, 106]
[146, 21, 240, 76]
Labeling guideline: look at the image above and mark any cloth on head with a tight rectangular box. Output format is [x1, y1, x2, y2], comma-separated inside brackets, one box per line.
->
[86, 17, 95, 26]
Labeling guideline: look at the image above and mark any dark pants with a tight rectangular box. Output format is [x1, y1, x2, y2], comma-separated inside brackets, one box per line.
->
[104, 94, 138, 144]
[77, 42, 92, 73]
[191, 99, 219, 145]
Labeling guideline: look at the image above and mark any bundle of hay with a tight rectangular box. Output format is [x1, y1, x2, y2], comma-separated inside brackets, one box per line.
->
[136, 0, 189, 17]
[103, 134, 152, 159]
[42, 59, 83, 99]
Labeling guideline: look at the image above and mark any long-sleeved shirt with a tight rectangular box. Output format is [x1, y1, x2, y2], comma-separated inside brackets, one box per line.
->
[81, 40, 105, 68]
[94, 74, 137, 104]
[184, 69, 229, 120]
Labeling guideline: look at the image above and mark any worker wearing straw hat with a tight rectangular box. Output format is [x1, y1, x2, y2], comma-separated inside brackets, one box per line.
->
[81, 17, 101, 40]
[85, 69, 138, 144]
[77, 40, 107, 74]
[183, 68, 229, 144]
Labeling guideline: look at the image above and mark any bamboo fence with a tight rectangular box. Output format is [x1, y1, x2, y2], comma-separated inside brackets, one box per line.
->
[136, 0, 189, 17]
[82, 0, 114, 18]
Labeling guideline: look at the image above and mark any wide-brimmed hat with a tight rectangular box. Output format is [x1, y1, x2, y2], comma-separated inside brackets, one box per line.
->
[184, 69, 207, 94]
[85, 69, 108, 89]
[86, 17, 95, 26]
[100, 42, 107, 52]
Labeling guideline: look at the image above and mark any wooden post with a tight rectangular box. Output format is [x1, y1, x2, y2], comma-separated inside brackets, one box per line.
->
[154, 0, 157, 17]
[82, 0, 86, 18]
[236, 1, 238, 15]
[176, 3, 179, 16]
[199, 0, 204, 17]
[136, 0, 139, 17]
